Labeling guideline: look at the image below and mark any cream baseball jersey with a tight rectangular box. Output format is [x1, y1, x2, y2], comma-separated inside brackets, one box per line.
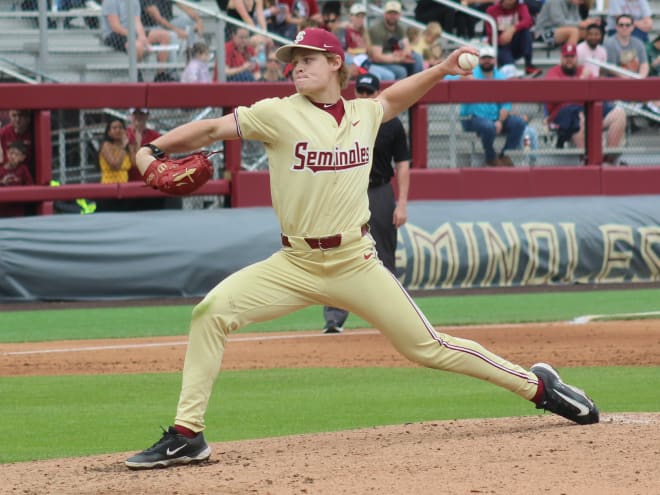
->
[235, 93, 384, 237]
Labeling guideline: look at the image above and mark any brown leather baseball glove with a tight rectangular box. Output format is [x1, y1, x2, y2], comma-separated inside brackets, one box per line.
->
[142, 152, 214, 196]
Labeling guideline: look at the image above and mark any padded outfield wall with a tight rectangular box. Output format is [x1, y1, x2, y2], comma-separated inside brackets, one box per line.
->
[1, 195, 659, 301]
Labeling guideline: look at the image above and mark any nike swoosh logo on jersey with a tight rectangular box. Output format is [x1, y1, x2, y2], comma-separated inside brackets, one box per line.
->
[166, 444, 188, 456]
[555, 390, 590, 416]
[363, 252, 373, 260]
[352, 120, 360, 126]
[323, 103, 333, 108]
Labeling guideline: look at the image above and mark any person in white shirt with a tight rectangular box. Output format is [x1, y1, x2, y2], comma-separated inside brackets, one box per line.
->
[576, 23, 607, 77]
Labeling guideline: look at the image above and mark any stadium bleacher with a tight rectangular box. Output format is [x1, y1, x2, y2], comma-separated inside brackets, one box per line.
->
[0, 0, 658, 176]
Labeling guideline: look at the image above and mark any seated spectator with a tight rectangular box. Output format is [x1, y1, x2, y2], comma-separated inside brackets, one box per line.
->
[456, 0, 496, 41]
[414, 0, 493, 39]
[225, 27, 258, 81]
[446, 47, 527, 167]
[141, 0, 205, 48]
[0, 109, 34, 177]
[534, 0, 600, 47]
[321, 1, 340, 32]
[263, 0, 297, 40]
[332, 3, 395, 81]
[411, 21, 444, 68]
[604, 14, 649, 77]
[99, 118, 132, 184]
[368, 1, 423, 80]
[126, 108, 161, 181]
[0, 141, 34, 218]
[544, 44, 627, 163]
[577, 23, 607, 77]
[486, 0, 542, 77]
[277, 0, 322, 29]
[101, 0, 176, 82]
[606, 0, 653, 42]
[261, 52, 287, 80]
[181, 41, 212, 82]
[224, 0, 268, 41]
[647, 33, 660, 77]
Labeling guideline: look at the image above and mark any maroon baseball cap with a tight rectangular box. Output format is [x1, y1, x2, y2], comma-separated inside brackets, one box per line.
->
[275, 28, 345, 63]
[561, 44, 577, 57]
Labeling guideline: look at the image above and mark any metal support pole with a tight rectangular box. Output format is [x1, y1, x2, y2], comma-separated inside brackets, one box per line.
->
[127, 0, 138, 82]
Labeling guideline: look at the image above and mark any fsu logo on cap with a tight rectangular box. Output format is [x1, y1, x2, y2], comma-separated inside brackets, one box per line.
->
[295, 31, 306, 44]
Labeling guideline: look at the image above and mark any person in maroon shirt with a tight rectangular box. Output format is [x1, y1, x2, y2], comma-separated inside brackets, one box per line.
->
[225, 27, 258, 81]
[544, 43, 626, 163]
[0, 140, 34, 218]
[486, 0, 541, 77]
[127, 108, 161, 182]
[0, 110, 34, 175]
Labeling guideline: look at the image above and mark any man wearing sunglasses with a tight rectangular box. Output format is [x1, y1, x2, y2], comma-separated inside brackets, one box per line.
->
[322, 73, 411, 334]
[604, 14, 649, 77]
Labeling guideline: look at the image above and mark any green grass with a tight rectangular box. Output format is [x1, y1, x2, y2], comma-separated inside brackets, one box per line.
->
[2, 287, 659, 464]
[2, 287, 660, 342]
[3, 366, 659, 463]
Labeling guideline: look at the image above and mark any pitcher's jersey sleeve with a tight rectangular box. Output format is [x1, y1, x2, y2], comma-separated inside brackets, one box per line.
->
[235, 94, 384, 237]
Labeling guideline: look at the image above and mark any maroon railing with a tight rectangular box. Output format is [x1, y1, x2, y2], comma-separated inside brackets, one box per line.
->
[1, 79, 659, 212]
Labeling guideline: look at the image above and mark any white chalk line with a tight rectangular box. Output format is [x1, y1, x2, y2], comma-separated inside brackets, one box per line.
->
[571, 310, 660, 324]
[2, 322, 536, 357]
[1, 330, 378, 356]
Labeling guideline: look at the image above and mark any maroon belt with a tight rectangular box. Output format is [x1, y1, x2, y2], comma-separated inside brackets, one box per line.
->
[281, 224, 368, 250]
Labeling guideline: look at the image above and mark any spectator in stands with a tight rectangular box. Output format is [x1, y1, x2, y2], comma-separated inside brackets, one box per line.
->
[414, 0, 493, 40]
[224, 0, 268, 39]
[332, 3, 396, 81]
[101, 0, 176, 82]
[225, 27, 258, 81]
[534, 0, 601, 47]
[486, 0, 542, 77]
[261, 52, 287, 80]
[263, 0, 297, 39]
[181, 41, 212, 82]
[447, 46, 527, 167]
[99, 118, 132, 184]
[0, 141, 34, 218]
[604, 14, 649, 77]
[141, 0, 205, 48]
[410, 22, 444, 68]
[544, 43, 627, 163]
[127, 108, 161, 182]
[97, 118, 132, 212]
[369, 1, 423, 80]
[321, 1, 340, 32]
[606, 0, 653, 42]
[0, 141, 33, 187]
[0, 110, 34, 177]
[577, 22, 607, 76]
[278, 0, 322, 29]
[456, 0, 496, 41]
[647, 33, 660, 76]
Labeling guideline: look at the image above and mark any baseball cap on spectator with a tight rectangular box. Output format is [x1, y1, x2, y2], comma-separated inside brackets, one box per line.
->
[350, 3, 367, 15]
[275, 28, 345, 63]
[561, 44, 577, 57]
[130, 108, 149, 114]
[356, 74, 380, 93]
[384, 1, 402, 13]
[479, 46, 496, 58]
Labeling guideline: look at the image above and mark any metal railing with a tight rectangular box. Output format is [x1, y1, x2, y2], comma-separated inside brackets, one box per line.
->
[367, 4, 478, 52]
[412, 0, 498, 60]
[586, 57, 660, 124]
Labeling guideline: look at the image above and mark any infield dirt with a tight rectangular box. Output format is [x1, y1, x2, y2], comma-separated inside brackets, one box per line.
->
[1, 319, 659, 494]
